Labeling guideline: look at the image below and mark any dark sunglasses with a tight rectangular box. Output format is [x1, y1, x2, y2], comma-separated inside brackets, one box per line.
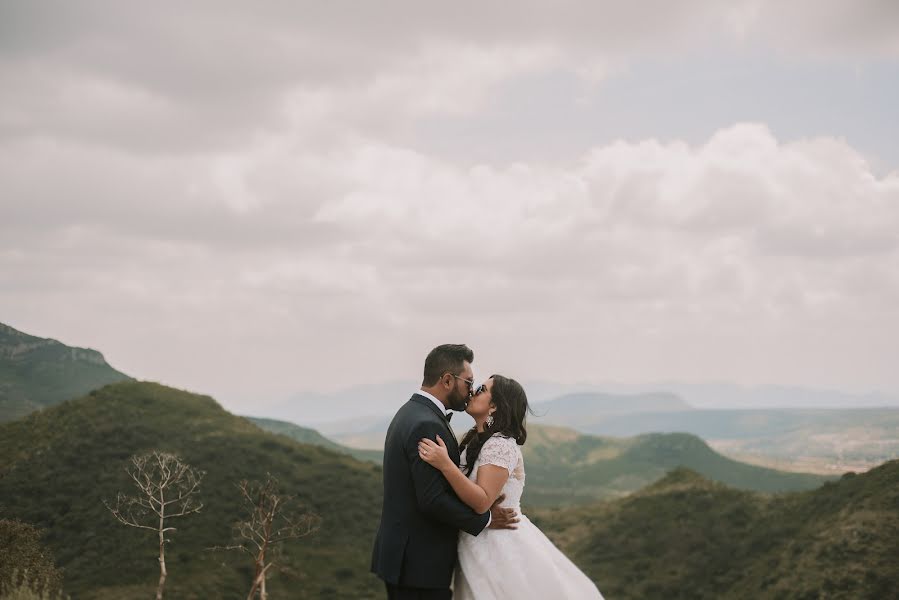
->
[449, 373, 474, 391]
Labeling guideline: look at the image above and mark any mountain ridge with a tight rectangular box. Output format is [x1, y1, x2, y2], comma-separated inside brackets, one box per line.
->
[0, 321, 132, 422]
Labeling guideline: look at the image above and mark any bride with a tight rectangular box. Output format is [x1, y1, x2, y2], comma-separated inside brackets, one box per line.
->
[418, 375, 604, 599]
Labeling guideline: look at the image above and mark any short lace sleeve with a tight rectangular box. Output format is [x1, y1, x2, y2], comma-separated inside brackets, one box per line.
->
[478, 435, 519, 475]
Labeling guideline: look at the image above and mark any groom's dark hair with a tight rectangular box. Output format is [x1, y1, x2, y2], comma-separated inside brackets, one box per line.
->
[422, 344, 474, 386]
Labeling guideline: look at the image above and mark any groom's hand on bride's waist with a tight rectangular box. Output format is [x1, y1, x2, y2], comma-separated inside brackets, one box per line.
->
[487, 493, 519, 530]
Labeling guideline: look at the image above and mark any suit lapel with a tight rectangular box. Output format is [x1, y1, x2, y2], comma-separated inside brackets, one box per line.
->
[410, 394, 460, 459]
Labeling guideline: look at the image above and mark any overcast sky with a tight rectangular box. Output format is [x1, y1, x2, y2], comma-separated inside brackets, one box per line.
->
[2, 1, 898, 413]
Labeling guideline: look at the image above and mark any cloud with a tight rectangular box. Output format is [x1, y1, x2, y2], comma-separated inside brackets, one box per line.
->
[3, 1, 897, 156]
[3, 119, 897, 401]
[1, 1, 898, 405]
[750, 0, 899, 58]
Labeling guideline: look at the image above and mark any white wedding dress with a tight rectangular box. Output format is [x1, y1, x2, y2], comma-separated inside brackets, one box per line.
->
[454, 434, 605, 599]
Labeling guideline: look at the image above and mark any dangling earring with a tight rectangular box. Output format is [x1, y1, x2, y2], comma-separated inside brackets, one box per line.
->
[486, 414, 494, 428]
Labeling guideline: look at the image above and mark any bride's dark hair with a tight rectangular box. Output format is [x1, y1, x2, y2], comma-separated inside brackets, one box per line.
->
[459, 374, 531, 476]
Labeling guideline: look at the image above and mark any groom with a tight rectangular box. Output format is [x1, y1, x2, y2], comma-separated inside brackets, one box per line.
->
[371, 344, 518, 599]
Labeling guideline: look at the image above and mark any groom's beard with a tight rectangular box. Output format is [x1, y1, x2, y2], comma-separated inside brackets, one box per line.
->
[447, 388, 468, 412]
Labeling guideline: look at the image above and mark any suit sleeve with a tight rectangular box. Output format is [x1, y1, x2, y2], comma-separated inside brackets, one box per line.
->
[406, 420, 490, 536]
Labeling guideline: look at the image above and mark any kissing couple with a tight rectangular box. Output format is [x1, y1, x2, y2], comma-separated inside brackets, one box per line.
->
[372, 344, 604, 599]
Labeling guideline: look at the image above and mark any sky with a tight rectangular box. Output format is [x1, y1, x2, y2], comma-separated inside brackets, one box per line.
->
[1, 1, 898, 414]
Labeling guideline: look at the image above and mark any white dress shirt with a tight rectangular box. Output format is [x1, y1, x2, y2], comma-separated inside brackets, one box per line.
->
[416, 389, 449, 417]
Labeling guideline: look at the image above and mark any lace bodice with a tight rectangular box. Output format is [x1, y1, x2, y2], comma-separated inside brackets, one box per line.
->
[460, 434, 525, 509]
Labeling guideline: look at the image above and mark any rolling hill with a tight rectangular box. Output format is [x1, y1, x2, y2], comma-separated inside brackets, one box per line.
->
[520, 425, 831, 506]
[0, 381, 384, 599]
[558, 408, 899, 470]
[533, 461, 899, 599]
[0, 322, 132, 422]
[249, 416, 833, 507]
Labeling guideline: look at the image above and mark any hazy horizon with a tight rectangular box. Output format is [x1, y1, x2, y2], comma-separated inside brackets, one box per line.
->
[2, 2, 898, 414]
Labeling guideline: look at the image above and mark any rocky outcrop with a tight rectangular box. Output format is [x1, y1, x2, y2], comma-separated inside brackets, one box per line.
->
[0, 323, 110, 365]
[0, 321, 131, 421]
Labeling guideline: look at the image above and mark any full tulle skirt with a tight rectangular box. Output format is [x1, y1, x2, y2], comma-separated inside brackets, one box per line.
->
[454, 513, 604, 599]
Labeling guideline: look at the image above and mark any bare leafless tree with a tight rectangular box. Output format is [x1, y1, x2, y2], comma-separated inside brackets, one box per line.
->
[210, 474, 320, 600]
[104, 451, 204, 600]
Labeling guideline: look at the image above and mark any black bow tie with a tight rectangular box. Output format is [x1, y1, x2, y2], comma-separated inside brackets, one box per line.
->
[444, 411, 453, 423]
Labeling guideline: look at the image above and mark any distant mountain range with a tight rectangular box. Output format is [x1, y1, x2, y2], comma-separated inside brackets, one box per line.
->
[0, 322, 131, 422]
[310, 389, 899, 472]
[270, 380, 899, 426]
[581, 381, 899, 409]
[535, 390, 691, 421]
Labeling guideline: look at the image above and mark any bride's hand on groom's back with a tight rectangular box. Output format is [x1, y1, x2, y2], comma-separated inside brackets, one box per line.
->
[488, 494, 519, 530]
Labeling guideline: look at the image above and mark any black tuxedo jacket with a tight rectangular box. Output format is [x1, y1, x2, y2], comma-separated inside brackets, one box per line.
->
[371, 394, 490, 589]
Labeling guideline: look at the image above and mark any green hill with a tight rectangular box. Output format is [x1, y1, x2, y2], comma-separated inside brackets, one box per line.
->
[520, 425, 832, 506]
[0, 381, 384, 599]
[247, 416, 382, 464]
[241, 420, 832, 507]
[533, 461, 899, 599]
[0, 322, 132, 422]
[553, 407, 899, 468]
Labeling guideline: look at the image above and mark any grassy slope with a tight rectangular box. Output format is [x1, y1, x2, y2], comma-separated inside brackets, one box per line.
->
[247, 416, 383, 464]
[533, 462, 899, 599]
[0, 381, 384, 599]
